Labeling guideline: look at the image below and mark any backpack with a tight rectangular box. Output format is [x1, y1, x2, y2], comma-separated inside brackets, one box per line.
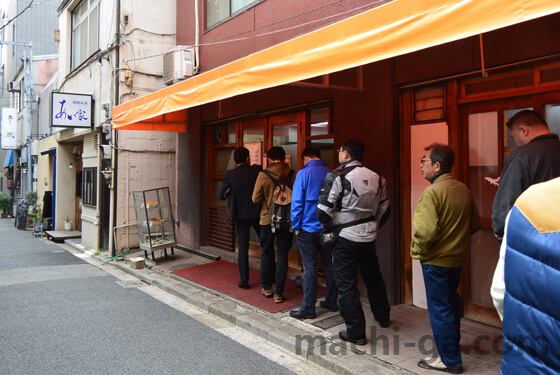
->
[262, 169, 295, 233]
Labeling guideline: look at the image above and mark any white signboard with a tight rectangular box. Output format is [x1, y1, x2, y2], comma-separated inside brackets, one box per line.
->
[51, 92, 93, 128]
[1, 108, 18, 149]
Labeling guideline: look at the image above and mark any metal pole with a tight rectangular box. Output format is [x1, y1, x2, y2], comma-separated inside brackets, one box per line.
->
[25, 42, 33, 192]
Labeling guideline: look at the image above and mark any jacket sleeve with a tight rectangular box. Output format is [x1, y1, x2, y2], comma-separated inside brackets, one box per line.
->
[492, 155, 528, 239]
[410, 191, 439, 259]
[376, 175, 390, 227]
[252, 172, 265, 205]
[219, 171, 232, 201]
[490, 212, 510, 321]
[317, 172, 340, 225]
[290, 171, 305, 231]
[470, 195, 481, 235]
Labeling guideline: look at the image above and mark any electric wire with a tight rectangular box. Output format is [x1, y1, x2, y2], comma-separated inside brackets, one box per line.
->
[122, 0, 386, 64]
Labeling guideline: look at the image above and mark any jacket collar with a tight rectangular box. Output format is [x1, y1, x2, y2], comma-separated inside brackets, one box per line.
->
[432, 172, 452, 184]
[336, 159, 362, 170]
[303, 159, 326, 169]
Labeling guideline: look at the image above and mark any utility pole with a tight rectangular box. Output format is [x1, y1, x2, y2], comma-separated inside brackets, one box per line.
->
[1, 40, 33, 192]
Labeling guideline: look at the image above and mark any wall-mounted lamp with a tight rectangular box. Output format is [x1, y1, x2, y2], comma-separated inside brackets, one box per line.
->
[69, 162, 73, 169]
[101, 169, 112, 180]
[97, 52, 110, 65]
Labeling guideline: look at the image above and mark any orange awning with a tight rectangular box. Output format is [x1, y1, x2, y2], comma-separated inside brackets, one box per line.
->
[113, 0, 560, 131]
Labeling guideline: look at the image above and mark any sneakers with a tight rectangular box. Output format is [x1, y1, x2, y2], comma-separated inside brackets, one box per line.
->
[417, 358, 463, 374]
[289, 309, 315, 320]
[274, 294, 284, 303]
[319, 301, 339, 312]
[338, 330, 367, 346]
[238, 281, 250, 289]
[261, 288, 273, 297]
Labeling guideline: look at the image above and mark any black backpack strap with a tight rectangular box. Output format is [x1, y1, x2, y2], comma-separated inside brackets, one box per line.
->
[261, 170, 281, 188]
[338, 216, 375, 229]
[262, 169, 295, 191]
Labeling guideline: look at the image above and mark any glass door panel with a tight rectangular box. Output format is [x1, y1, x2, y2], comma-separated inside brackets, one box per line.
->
[467, 112, 500, 312]
[544, 104, 560, 136]
[271, 120, 298, 169]
[243, 126, 264, 166]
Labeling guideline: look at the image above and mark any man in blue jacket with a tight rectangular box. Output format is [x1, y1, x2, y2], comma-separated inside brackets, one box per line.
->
[289, 147, 338, 319]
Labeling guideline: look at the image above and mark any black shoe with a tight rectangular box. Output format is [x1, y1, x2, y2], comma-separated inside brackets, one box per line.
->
[417, 358, 463, 374]
[338, 330, 366, 346]
[319, 301, 339, 312]
[289, 309, 316, 320]
[377, 319, 390, 328]
[238, 281, 250, 289]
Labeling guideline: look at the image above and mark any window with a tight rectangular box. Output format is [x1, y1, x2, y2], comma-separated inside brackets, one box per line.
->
[82, 168, 97, 206]
[206, 0, 260, 28]
[72, 0, 99, 69]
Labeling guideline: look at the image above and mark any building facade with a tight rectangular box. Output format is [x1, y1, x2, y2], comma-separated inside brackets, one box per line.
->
[51, 0, 177, 252]
[114, 0, 560, 327]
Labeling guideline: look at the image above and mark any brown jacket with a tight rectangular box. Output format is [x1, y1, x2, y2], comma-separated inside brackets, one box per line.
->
[252, 162, 296, 225]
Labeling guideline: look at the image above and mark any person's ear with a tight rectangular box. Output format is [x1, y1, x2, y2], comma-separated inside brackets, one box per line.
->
[518, 125, 529, 137]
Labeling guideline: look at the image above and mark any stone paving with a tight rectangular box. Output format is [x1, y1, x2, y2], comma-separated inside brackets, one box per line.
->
[67, 241, 503, 374]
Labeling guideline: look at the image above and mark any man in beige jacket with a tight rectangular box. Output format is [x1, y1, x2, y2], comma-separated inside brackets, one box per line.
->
[252, 146, 296, 303]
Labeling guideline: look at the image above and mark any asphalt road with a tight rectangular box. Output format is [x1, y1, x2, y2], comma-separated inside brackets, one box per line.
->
[0, 219, 306, 375]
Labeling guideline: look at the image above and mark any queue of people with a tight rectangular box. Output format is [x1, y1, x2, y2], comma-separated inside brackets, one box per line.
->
[220, 111, 560, 374]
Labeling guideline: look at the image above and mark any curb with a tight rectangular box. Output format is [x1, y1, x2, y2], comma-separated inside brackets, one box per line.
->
[65, 241, 413, 375]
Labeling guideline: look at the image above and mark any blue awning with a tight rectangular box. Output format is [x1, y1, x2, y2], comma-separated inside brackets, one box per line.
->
[3, 150, 14, 168]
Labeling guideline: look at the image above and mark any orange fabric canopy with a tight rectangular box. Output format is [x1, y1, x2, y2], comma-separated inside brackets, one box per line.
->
[113, 0, 560, 131]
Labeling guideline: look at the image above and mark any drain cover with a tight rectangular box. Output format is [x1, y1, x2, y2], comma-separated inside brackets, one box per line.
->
[169, 263, 199, 272]
[312, 314, 344, 330]
[116, 280, 148, 288]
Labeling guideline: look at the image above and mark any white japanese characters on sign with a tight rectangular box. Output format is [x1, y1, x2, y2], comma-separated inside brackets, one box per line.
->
[1, 108, 18, 149]
[51, 92, 93, 128]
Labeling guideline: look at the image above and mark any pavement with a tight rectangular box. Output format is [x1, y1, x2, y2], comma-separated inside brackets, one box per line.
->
[61, 240, 503, 375]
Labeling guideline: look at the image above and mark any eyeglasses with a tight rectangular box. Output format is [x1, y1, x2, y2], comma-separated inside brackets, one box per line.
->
[420, 158, 432, 165]
[337, 149, 345, 153]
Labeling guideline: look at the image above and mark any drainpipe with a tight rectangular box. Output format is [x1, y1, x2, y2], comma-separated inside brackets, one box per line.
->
[193, 0, 199, 74]
[108, 0, 121, 257]
[25, 43, 33, 192]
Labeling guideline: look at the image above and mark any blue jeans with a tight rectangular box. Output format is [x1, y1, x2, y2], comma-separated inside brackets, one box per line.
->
[296, 230, 338, 314]
[421, 264, 463, 367]
[260, 225, 293, 295]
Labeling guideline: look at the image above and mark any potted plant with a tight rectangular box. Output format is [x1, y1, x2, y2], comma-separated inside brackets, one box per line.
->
[0, 192, 11, 218]
[64, 217, 72, 231]
[32, 208, 43, 237]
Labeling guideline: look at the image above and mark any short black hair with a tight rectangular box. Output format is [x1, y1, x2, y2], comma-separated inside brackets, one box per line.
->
[506, 110, 548, 130]
[301, 146, 321, 160]
[233, 147, 250, 164]
[425, 143, 455, 173]
[267, 146, 286, 161]
[341, 139, 365, 161]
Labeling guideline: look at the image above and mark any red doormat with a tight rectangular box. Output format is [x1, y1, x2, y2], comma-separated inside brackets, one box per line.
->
[171, 260, 326, 313]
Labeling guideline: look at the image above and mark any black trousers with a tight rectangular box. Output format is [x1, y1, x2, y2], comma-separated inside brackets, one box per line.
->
[235, 218, 260, 284]
[331, 237, 390, 339]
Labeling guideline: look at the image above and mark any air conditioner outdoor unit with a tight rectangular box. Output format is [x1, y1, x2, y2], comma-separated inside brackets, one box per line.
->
[7, 81, 19, 92]
[163, 46, 195, 86]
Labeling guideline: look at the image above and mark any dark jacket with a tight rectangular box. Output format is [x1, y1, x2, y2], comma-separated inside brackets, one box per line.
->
[219, 163, 261, 220]
[252, 162, 295, 226]
[492, 134, 560, 238]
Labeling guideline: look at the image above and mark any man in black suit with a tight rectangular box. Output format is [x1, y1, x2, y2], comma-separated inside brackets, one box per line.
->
[220, 147, 262, 289]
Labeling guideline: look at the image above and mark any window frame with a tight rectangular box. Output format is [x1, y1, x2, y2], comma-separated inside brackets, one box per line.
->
[71, 0, 100, 70]
[82, 167, 97, 207]
[206, 0, 262, 30]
